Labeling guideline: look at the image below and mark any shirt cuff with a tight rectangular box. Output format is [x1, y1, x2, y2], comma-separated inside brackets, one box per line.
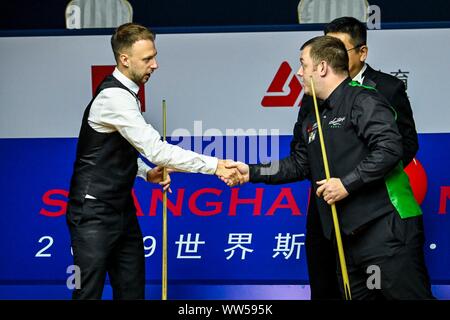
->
[248, 164, 266, 183]
[341, 171, 364, 194]
[202, 156, 219, 175]
[137, 158, 151, 181]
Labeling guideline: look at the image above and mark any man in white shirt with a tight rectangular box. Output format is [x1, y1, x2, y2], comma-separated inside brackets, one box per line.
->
[66, 23, 240, 300]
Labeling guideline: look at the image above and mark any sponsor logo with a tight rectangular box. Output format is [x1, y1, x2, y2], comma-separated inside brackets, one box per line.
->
[261, 62, 303, 107]
[306, 122, 318, 144]
[328, 116, 346, 128]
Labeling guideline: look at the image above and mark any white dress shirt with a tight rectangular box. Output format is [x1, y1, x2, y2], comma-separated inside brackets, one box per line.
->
[85, 68, 218, 198]
[353, 63, 367, 84]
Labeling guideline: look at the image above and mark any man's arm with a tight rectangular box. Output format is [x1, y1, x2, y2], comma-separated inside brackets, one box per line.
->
[290, 96, 313, 155]
[252, 96, 313, 184]
[390, 80, 418, 166]
[248, 96, 312, 184]
[222, 137, 310, 186]
[249, 128, 310, 185]
[98, 88, 228, 176]
[136, 158, 172, 192]
[317, 92, 403, 204]
[340, 93, 403, 194]
[224, 97, 313, 186]
[137, 157, 151, 181]
[90, 88, 241, 184]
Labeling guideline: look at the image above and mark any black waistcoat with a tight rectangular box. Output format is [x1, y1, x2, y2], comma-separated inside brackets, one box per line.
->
[68, 75, 139, 211]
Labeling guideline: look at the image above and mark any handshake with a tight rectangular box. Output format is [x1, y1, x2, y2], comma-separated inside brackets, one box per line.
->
[215, 159, 250, 187]
[148, 159, 250, 192]
[151, 159, 349, 205]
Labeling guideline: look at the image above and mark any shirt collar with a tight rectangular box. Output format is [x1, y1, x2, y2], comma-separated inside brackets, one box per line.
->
[322, 76, 352, 109]
[113, 68, 140, 95]
[352, 63, 367, 84]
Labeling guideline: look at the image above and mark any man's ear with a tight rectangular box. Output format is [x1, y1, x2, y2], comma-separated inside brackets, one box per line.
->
[359, 45, 368, 63]
[319, 61, 328, 77]
[120, 53, 129, 68]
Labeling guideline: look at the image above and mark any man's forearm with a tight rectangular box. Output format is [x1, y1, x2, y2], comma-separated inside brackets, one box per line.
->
[249, 155, 307, 185]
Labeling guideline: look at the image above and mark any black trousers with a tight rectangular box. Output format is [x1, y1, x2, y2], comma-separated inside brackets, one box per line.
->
[336, 211, 435, 300]
[305, 198, 342, 300]
[66, 198, 145, 300]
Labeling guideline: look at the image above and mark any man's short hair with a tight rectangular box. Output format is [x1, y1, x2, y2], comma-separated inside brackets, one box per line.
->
[324, 16, 367, 49]
[111, 23, 155, 62]
[301, 36, 349, 75]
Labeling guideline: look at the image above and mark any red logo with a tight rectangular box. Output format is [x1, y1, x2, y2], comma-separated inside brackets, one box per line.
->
[261, 62, 303, 107]
[91, 65, 146, 112]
